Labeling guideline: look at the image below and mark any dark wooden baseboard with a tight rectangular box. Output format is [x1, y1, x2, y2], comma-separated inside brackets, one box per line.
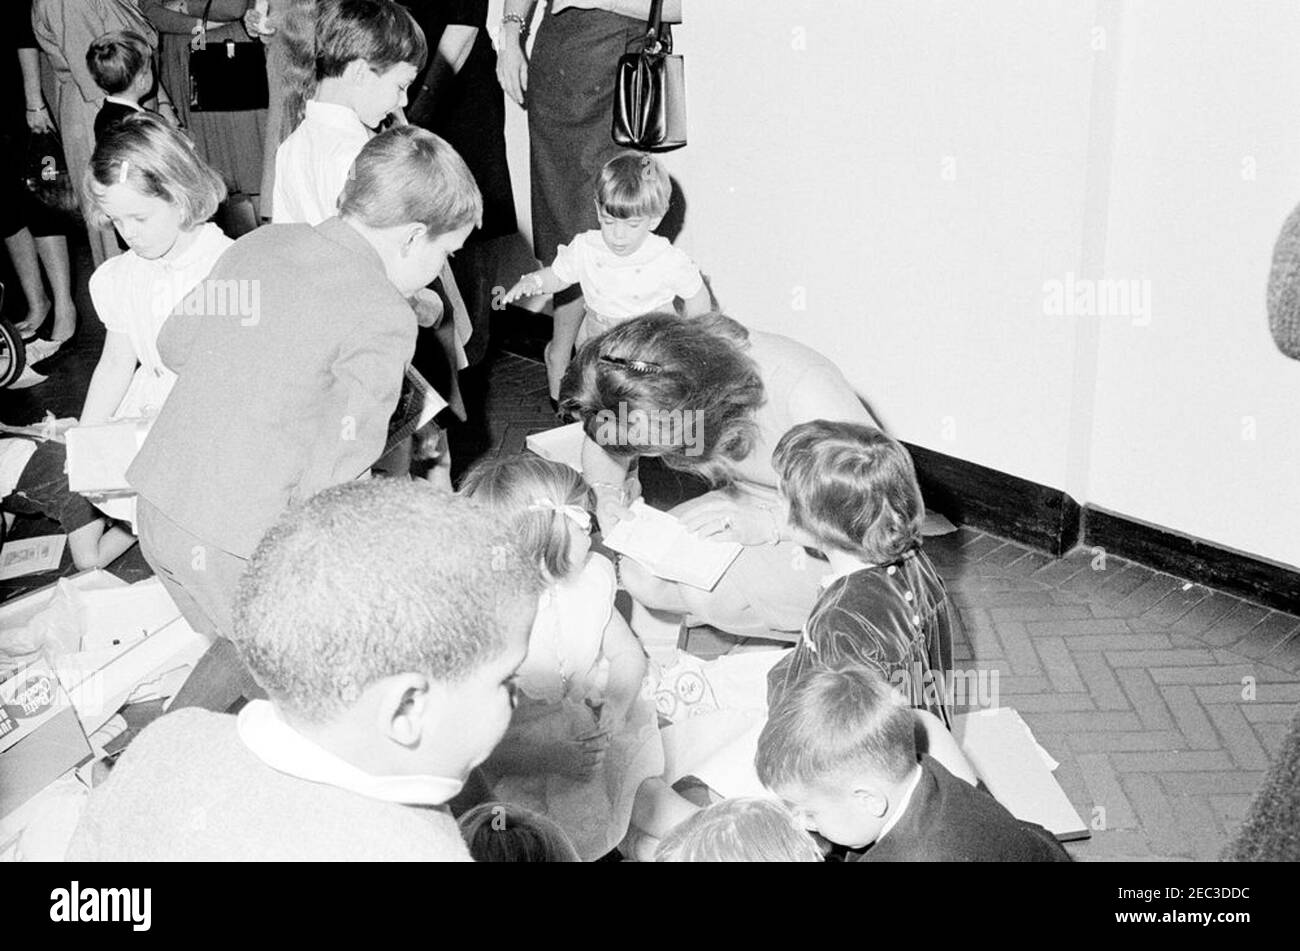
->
[904, 443, 1080, 556]
[905, 442, 1300, 615]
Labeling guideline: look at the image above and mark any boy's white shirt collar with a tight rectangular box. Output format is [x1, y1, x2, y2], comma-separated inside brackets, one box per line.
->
[103, 95, 144, 111]
[875, 764, 923, 844]
[236, 699, 463, 807]
[304, 98, 371, 133]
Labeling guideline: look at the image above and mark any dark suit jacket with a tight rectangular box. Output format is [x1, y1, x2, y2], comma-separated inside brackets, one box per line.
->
[853, 755, 1072, 862]
[93, 99, 143, 141]
[127, 217, 417, 558]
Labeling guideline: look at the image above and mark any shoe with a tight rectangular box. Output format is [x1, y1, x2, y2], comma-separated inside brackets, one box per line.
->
[24, 338, 62, 364]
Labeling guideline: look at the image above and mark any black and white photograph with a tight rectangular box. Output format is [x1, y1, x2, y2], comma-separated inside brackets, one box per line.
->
[0, 0, 1294, 916]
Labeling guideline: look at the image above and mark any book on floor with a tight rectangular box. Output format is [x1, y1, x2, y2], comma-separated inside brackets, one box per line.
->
[603, 499, 742, 591]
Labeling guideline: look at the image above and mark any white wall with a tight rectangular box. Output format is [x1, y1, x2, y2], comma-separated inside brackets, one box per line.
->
[494, 1, 1300, 568]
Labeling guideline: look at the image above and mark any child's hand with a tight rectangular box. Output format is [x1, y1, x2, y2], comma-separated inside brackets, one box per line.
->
[547, 729, 610, 780]
[500, 274, 542, 305]
[411, 287, 444, 328]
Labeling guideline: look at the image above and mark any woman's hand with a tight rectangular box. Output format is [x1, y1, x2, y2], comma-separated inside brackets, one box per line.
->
[26, 104, 55, 134]
[546, 728, 610, 780]
[242, 0, 275, 42]
[495, 26, 529, 107]
[679, 497, 779, 547]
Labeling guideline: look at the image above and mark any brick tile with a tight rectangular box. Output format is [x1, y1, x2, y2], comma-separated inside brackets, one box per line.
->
[1113, 573, 1182, 615]
[1203, 704, 1270, 770]
[1107, 649, 1218, 668]
[1057, 562, 1113, 598]
[1139, 580, 1212, 626]
[1266, 633, 1300, 674]
[1198, 601, 1272, 649]
[1157, 685, 1218, 750]
[1035, 636, 1086, 693]
[1116, 668, 1176, 731]
[1030, 550, 1093, 587]
[1165, 591, 1244, 641]
[1074, 753, 1138, 829]
[1072, 651, 1131, 710]
[1073, 828, 1153, 860]
[1149, 664, 1259, 685]
[991, 620, 1041, 675]
[981, 542, 1034, 568]
[1241, 703, 1300, 723]
[1063, 633, 1171, 651]
[1195, 682, 1300, 704]
[989, 603, 1094, 623]
[993, 675, 1054, 695]
[1004, 549, 1054, 574]
[1232, 612, 1300, 662]
[1005, 693, 1095, 712]
[1120, 774, 1188, 854]
[1252, 721, 1293, 753]
[1175, 771, 1267, 795]
[1019, 712, 1144, 733]
[1066, 731, 1185, 753]
[960, 607, 1004, 659]
[959, 533, 1006, 561]
[1108, 751, 1235, 772]
[1167, 794, 1228, 858]
[1209, 794, 1254, 824]
[1024, 618, 1132, 637]
[1092, 561, 1156, 604]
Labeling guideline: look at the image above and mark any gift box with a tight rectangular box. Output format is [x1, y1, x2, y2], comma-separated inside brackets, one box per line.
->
[64, 420, 151, 496]
[0, 658, 92, 820]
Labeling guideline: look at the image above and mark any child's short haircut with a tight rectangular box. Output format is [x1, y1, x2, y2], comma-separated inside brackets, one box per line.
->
[85, 112, 226, 230]
[315, 0, 427, 80]
[773, 420, 924, 566]
[596, 151, 672, 219]
[231, 480, 541, 723]
[86, 30, 151, 96]
[458, 803, 581, 862]
[654, 798, 823, 862]
[339, 126, 483, 236]
[459, 454, 592, 580]
[755, 665, 917, 793]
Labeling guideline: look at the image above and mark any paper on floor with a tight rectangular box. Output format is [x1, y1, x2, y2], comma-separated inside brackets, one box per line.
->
[0, 536, 65, 581]
[525, 422, 585, 473]
[604, 499, 742, 591]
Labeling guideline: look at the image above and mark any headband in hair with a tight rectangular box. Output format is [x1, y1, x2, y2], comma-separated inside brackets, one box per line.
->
[528, 499, 592, 532]
[118, 160, 130, 184]
[599, 354, 662, 375]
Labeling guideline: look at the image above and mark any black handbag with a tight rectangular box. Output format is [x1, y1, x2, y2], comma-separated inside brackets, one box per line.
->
[189, 0, 269, 112]
[22, 128, 81, 221]
[611, 0, 687, 152]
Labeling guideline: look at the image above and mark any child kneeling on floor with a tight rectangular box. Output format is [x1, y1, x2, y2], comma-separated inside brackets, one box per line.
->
[463, 455, 699, 860]
[65, 480, 541, 861]
[756, 665, 1072, 862]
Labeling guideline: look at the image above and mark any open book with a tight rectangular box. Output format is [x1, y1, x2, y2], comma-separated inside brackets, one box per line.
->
[603, 499, 742, 592]
[65, 419, 151, 496]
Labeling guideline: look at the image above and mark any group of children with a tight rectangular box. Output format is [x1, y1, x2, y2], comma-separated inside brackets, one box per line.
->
[8, 0, 1074, 862]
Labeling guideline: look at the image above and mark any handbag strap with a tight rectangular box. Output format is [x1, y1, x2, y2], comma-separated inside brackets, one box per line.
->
[643, 0, 667, 54]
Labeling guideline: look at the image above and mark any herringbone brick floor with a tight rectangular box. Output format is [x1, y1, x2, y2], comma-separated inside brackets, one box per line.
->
[467, 350, 1300, 863]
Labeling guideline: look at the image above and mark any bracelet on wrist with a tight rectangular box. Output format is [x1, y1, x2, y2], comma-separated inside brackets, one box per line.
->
[502, 13, 529, 35]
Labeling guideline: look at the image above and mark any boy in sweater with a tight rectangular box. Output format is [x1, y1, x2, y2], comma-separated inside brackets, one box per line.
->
[66, 479, 540, 861]
[756, 665, 1072, 863]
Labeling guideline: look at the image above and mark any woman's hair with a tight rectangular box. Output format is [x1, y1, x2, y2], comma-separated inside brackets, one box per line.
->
[773, 420, 924, 565]
[458, 803, 581, 862]
[281, 0, 426, 134]
[654, 798, 823, 862]
[84, 113, 226, 230]
[459, 455, 593, 580]
[596, 151, 672, 219]
[338, 126, 482, 234]
[755, 665, 918, 794]
[85, 30, 151, 95]
[559, 313, 765, 487]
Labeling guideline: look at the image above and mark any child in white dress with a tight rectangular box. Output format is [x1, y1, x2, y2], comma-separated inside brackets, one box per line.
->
[79, 113, 232, 527]
[462, 455, 698, 860]
[501, 152, 712, 400]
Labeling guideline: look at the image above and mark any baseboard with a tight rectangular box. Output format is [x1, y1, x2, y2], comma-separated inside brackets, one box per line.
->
[1081, 506, 1300, 615]
[904, 442, 1300, 614]
[904, 443, 1080, 556]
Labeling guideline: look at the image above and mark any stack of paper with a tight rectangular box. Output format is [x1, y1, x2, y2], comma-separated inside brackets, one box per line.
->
[64, 420, 150, 496]
[603, 499, 742, 591]
[525, 422, 585, 473]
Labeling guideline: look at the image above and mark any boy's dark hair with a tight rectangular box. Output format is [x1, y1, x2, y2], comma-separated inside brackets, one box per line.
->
[755, 665, 917, 792]
[316, 0, 426, 80]
[773, 420, 924, 565]
[457, 803, 580, 862]
[231, 480, 541, 723]
[86, 30, 151, 96]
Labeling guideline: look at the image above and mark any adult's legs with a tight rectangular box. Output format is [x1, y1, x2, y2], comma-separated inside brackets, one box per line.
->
[34, 235, 76, 341]
[2, 228, 50, 336]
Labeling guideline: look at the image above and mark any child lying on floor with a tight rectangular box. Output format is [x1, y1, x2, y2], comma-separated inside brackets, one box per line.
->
[463, 455, 699, 860]
[757, 665, 1072, 862]
[1, 436, 136, 569]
